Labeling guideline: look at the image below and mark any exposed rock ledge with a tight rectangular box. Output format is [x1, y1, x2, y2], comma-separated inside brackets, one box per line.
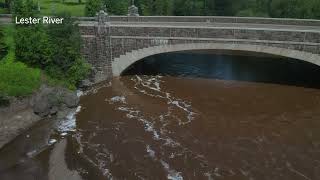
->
[0, 85, 80, 149]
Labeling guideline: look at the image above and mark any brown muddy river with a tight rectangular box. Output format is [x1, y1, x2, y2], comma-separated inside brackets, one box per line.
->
[1, 52, 320, 180]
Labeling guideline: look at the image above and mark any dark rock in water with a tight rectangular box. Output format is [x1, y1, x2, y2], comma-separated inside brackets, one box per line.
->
[31, 86, 54, 117]
[31, 85, 79, 117]
[79, 79, 93, 88]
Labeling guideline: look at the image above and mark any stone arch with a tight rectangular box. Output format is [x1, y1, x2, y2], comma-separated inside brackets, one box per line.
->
[112, 43, 320, 76]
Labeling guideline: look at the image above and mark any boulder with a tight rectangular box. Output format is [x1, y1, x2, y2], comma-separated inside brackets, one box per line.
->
[59, 90, 79, 108]
[31, 85, 79, 117]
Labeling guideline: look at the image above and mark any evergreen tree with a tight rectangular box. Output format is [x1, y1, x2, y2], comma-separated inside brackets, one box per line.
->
[13, 0, 50, 68]
[15, 25, 51, 68]
[46, 14, 90, 86]
[11, 0, 35, 18]
[203, 0, 215, 15]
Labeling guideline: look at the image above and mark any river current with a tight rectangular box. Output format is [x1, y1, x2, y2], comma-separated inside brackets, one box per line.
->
[1, 52, 320, 180]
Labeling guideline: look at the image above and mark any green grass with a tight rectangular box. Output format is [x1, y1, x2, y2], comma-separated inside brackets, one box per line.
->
[0, 25, 41, 97]
[0, 8, 9, 14]
[0, 0, 9, 14]
[39, 0, 86, 16]
[0, 0, 86, 16]
[0, 59, 41, 96]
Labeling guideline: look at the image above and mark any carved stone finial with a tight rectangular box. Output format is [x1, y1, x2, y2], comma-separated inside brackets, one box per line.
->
[128, 5, 139, 16]
[96, 10, 109, 25]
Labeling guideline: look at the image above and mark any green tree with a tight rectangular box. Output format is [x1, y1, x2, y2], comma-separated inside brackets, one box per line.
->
[203, 0, 215, 15]
[269, 0, 310, 18]
[47, 14, 90, 87]
[15, 25, 51, 68]
[310, 0, 320, 19]
[214, 0, 233, 15]
[4, 0, 11, 8]
[13, 0, 51, 68]
[85, 0, 103, 16]
[11, 0, 35, 18]
[105, 0, 128, 15]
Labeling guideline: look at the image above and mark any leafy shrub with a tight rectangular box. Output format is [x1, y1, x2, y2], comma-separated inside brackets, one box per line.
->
[66, 58, 91, 87]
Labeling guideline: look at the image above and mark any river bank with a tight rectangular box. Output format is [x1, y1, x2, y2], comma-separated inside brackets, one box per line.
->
[0, 97, 40, 148]
[0, 85, 80, 149]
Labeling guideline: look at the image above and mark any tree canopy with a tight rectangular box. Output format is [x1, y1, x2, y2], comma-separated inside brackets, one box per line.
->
[85, 0, 320, 19]
[12, 0, 90, 89]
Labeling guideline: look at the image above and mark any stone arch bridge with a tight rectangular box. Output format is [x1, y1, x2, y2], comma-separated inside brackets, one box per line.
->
[78, 12, 320, 82]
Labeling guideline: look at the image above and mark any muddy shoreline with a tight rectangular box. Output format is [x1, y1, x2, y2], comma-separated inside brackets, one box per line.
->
[0, 85, 80, 149]
[0, 97, 41, 149]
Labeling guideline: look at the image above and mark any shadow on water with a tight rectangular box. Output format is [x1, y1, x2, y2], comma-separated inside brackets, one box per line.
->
[122, 50, 320, 89]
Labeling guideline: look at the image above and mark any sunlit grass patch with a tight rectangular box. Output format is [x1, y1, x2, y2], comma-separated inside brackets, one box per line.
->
[38, 0, 86, 16]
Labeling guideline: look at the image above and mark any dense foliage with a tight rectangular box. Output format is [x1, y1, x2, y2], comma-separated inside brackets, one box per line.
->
[46, 15, 90, 88]
[11, 0, 35, 18]
[85, 0, 103, 16]
[0, 0, 90, 101]
[13, 1, 90, 90]
[0, 28, 7, 60]
[85, 0, 320, 19]
[15, 25, 51, 68]
[0, 25, 41, 97]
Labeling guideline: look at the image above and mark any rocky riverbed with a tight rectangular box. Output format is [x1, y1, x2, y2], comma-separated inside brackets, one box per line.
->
[0, 85, 80, 149]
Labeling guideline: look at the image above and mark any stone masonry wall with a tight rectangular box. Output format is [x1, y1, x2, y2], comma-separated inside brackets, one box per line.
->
[79, 22, 320, 82]
[109, 26, 320, 59]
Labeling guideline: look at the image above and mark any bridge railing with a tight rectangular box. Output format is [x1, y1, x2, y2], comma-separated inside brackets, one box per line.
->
[107, 16, 320, 26]
[2, 14, 320, 26]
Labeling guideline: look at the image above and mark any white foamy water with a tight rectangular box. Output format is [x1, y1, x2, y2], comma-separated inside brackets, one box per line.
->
[108, 96, 126, 104]
[57, 106, 81, 132]
[160, 160, 184, 180]
[146, 145, 156, 159]
[77, 90, 84, 97]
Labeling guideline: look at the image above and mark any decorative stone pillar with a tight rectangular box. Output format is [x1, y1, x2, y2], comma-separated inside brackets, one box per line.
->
[96, 10, 109, 26]
[94, 9, 112, 82]
[128, 3, 139, 16]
